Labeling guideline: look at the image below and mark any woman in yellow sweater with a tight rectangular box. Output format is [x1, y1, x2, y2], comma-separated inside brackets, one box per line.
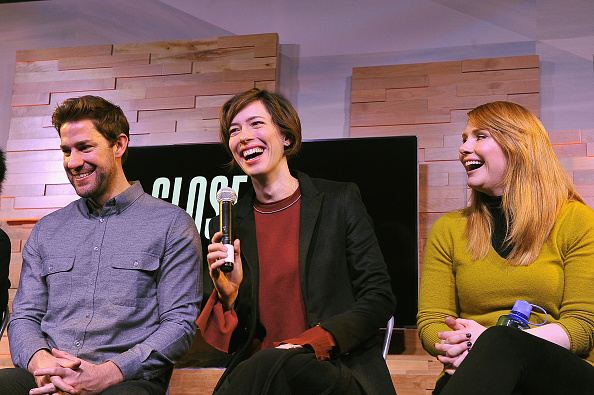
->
[417, 101, 594, 394]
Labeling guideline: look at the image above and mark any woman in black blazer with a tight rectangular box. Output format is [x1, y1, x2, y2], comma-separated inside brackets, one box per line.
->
[197, 89, 396, 394]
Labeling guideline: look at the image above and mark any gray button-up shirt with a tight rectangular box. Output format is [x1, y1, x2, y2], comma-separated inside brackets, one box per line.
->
[9, 182, 202, 381]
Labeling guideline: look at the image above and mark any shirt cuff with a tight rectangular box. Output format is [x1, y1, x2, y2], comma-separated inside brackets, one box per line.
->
[275, 326, 337, 361]
[109, 349, 144, 380]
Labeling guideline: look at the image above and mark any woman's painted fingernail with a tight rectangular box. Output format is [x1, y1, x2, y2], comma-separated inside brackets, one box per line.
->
[467, 341, 472, 347]
[466, 333, 471, 338]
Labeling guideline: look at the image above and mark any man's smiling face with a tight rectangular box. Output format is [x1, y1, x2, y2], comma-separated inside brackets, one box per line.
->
[60, 119, 120, 206]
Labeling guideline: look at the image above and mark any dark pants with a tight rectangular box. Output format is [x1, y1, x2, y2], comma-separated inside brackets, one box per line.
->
[0, 367, 167, 395]
[434, 325, 594, 395]
[215, 348, 364, 395]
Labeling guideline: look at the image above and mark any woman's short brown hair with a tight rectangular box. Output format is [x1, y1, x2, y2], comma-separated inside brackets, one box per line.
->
[219, 89, 302, 165]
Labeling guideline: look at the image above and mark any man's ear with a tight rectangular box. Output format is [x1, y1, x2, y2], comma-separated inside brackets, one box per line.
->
[113, 134, 129, 159]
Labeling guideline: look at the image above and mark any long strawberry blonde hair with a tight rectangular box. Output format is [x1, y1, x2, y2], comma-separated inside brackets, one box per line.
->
[463, 101, 583, 266]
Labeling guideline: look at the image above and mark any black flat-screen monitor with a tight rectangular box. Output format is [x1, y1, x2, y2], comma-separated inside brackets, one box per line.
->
[125, 136, 418, 328]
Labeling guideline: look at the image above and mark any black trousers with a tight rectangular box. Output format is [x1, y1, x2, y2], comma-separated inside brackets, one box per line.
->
[214, 347, 364, 395]
[0, 367, 167, 395]
[434, 325, 594, 395]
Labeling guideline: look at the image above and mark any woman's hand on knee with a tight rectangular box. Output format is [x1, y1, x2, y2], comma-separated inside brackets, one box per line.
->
[438, 317, 486, 346]
[437, 349, 469, 375]
[435, 336, 472, 358]
[435, 316, 485, 372]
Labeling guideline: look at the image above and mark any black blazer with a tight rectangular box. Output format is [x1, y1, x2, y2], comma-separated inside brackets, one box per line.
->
[213, 170, 396, 394]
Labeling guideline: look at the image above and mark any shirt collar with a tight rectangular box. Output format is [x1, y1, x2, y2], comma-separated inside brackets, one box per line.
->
[81, 181, 144, 217]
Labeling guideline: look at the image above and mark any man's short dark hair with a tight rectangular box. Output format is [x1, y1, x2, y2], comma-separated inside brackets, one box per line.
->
[52, 95, 130, 162]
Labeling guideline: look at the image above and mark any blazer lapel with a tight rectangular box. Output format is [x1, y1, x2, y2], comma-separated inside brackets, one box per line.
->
[234, 191, 259, 299]
[296, 172, 323, 271]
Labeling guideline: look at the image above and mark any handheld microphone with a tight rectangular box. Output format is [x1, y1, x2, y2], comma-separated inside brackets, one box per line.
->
[216, 187, 237, 273]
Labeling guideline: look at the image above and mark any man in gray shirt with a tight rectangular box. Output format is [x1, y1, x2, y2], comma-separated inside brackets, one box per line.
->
[0, 95, 202, 395]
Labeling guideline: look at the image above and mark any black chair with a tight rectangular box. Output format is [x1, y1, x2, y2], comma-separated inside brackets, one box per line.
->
[0, 305, 9, 339]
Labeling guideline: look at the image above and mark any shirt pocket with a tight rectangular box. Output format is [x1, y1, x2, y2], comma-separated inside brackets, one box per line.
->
[108, 252, 160, 307]
[41, 257, 75, 309]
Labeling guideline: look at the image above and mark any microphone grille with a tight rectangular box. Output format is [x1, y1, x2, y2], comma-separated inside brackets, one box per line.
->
[216, 187, 237, 203]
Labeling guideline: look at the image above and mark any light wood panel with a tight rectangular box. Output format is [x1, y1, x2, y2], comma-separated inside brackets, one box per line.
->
[4, 47, 593, 395]
[351, 53, 594, 311]
[0, 35, 280, 369]
[349, 55, 594, 393]
[4, 32, 278, 222]
[351, 54, 541, 284]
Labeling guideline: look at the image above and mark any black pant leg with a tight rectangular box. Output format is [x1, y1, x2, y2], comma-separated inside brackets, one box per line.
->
[99, 379, 167, 395]
[441, 325, 594, 395]
[432, 373, 451, 395]
[215, 347, 363, 395]
[0, 367, 166, 395]
[0, 367, 37, 394]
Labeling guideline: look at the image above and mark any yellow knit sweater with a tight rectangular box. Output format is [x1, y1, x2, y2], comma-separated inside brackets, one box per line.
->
[417, 201, 594, 366]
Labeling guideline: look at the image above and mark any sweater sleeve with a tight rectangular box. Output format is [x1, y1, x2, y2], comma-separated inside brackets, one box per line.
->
[196, 290, 239, 353]
[552, 203, 594, 357]
[417, 213, 462, 356]
[275, 326, 337, 361]
[8, 225, 53, 368]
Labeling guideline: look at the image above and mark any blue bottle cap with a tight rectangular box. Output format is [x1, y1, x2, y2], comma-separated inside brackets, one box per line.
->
[510, 300, 532, 321]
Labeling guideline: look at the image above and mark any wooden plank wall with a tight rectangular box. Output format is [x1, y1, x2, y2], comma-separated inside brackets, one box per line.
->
[351, 55, 542, 267]
[3, 47, 594, 393]
[552, 130, 594, 208]
[351, 53, 594, 270]
[350, 54, 594, 393]
[0, 33, 279, 359]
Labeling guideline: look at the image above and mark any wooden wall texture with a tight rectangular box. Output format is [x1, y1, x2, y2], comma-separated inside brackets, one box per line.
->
[350, 54, 594, 270]
[3, 45, 594, 394]
[348, 54, 594, 393]
[0, 33, 279, 360]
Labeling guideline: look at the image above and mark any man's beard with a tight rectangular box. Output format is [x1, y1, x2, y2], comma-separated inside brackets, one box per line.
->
[68, 167, 111, 202]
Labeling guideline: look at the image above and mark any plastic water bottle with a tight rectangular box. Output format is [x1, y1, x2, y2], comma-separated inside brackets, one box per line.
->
[496, 300, 532, 330]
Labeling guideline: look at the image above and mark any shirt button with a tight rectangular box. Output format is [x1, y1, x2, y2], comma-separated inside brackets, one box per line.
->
[99, 218, 104, 223]
[94, 246, 99, 251]
[133, 261, 139, 267]
[75, 341, 81, 347]
[48, 266, 53, 271]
